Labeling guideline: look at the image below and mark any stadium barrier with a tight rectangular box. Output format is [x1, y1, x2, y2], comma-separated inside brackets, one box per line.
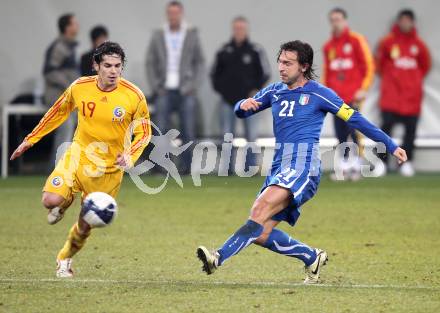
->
[2, 104, 440, 178]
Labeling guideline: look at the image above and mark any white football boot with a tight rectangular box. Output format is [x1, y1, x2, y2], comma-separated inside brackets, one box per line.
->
[47, 207, 65, 225]
[304, 249, 328, 284]
[56, 259, 74, 278]
[197, 246, 219, 275]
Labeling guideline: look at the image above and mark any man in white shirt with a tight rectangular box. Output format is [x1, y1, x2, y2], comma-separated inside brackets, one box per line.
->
[147, 1, 205, 174]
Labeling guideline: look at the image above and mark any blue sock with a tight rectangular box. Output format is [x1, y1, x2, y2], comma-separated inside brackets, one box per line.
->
[262, 228, 317, 266]
[217, 220, 264, 266]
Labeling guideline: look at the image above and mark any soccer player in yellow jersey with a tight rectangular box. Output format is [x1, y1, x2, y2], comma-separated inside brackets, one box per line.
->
[10, 42, 151, 277]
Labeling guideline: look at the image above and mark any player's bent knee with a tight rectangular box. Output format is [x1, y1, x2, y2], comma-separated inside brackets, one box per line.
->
[41, 192, 64, 209]
[250, 199, 272, 224]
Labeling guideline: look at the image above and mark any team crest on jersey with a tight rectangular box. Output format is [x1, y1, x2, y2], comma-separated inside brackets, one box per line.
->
[343, 43, 352, 54]
[410, 45, 419, 55]
[51, 176, 63, 187]
[391, 44, 400, 59]
[112, 106, 125, 122]
[299, 94, 310, 105]
[328, 48, 336, 60]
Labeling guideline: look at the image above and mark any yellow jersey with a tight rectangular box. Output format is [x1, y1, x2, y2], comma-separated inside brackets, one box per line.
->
[25, 76, 151, 173]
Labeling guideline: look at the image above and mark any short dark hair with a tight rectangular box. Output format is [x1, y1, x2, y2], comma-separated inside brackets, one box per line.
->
[277, 40, 317, 80]
[93, 41, 126, 66]
[167, 1, 183, 9]
[329, 7, 348, 19]
[90, 25, 108, 42]
[233, 16, 248, 23]
[58, 13, 74, 34]
[398, 9, 415, 21]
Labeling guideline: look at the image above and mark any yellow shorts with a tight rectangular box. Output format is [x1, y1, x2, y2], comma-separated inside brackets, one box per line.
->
[43, 148, 124, 201]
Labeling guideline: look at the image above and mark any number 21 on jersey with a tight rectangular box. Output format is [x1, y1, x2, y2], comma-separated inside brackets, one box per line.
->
[279, 100, 295, 117]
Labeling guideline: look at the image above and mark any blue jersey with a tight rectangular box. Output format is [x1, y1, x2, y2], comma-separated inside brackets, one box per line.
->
[234, 80, 398, 226]
[235, 80, 397, 168]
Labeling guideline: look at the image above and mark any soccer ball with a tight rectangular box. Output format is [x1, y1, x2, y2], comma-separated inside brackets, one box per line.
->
[81, 192, 118, 228]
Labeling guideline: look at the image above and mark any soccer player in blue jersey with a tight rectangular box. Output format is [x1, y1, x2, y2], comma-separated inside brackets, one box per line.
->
[196, 41, 407, 284]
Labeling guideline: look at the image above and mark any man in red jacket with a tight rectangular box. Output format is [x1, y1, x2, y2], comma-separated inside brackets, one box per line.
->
[322, 8, 374, 180]
[376, 9, 431, 176]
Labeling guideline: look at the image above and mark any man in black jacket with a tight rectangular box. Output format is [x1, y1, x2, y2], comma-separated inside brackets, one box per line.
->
[211, 16, 270, 172]
[80, 25, 109, 76]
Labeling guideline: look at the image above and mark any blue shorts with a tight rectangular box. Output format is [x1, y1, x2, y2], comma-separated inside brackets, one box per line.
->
[259, 166, 321, 226]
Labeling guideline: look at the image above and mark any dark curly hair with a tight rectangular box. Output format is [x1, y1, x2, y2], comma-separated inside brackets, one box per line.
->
[93, 41, 126, 66]
[277, 40, 317, 80]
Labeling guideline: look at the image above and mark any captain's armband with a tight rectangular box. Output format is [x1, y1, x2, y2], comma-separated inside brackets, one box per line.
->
[336, 103, 355, 121]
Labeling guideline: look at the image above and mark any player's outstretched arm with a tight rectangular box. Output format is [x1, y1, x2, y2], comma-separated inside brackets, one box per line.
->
[10, 140, 33, 160]
[23, 85, 75, 148]
[344, 109, 408, 164]
[318, 89, 406, 163]
[240, 98, 262, 111]
[235, 98, 259, 118]
[10, 85, 74, 161]
[313, 87, 408, 164]
[234, 84, 275, 118]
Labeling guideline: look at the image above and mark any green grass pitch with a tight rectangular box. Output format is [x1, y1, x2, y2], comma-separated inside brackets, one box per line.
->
[0, 174, 439, 312]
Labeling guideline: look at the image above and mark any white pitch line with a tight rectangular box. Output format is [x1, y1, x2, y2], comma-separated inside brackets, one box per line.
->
[0, 278, 438, 291]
